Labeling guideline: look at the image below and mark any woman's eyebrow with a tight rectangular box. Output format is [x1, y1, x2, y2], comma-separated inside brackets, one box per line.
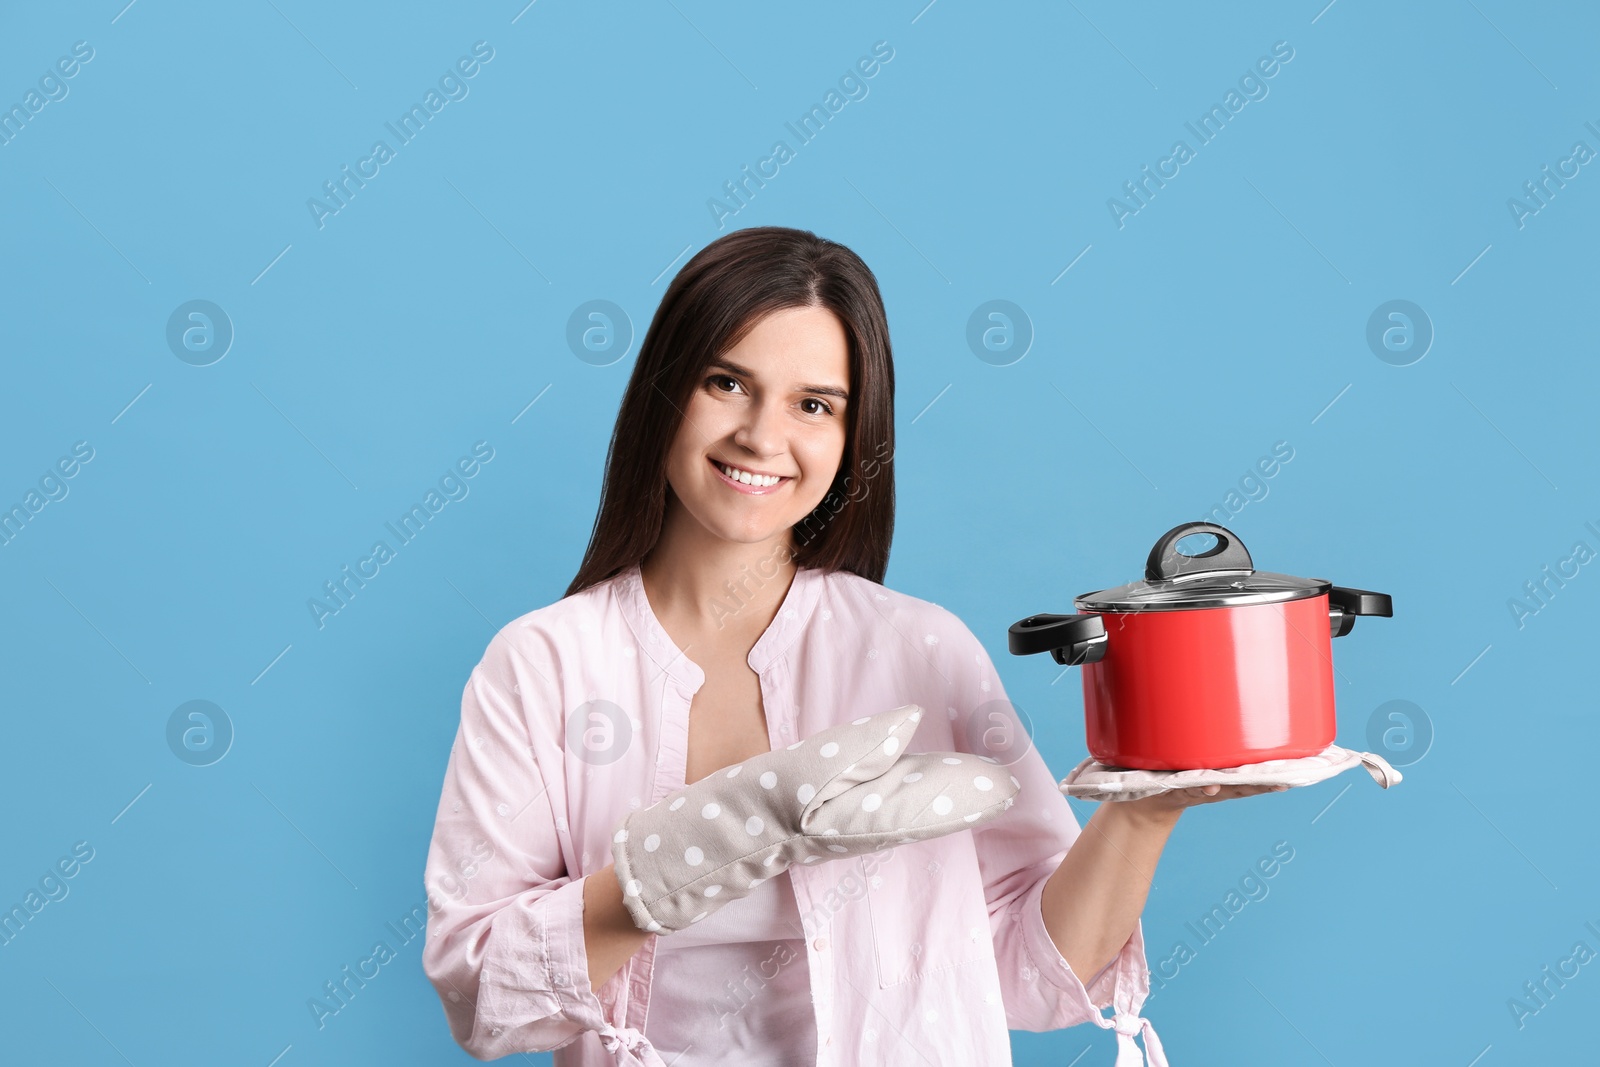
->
[708, 358, 850, 401]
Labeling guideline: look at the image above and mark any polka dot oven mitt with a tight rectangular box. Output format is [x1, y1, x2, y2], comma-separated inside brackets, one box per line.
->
[610, 703, 1021, 934]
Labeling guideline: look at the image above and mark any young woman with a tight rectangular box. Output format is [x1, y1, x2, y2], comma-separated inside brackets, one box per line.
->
[421, 226, 1276, 1066]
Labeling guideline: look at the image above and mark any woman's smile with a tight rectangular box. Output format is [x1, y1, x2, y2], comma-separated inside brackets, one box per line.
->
[709, 455, 793, 495]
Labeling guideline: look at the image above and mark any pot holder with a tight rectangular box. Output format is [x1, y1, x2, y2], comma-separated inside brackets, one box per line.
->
[612, 703, 1021, 934]
[1058, 743, 1402, 802]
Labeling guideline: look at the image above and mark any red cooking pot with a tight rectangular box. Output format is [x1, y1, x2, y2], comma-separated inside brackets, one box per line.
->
[1007, 521, 1392, 770]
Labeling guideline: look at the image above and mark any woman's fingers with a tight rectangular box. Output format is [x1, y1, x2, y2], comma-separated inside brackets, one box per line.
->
[1179, 783, 1287, 803]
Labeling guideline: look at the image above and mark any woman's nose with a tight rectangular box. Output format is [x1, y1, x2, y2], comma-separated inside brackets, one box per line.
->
[732, 399, 785, 457]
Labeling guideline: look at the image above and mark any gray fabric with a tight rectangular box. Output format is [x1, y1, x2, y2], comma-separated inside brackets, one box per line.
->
[610, 703, 1021, 934]
[1058, 743, 1403, 802]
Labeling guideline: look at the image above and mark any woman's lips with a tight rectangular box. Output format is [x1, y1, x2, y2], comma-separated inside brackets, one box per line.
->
[709, 456, 791, 496]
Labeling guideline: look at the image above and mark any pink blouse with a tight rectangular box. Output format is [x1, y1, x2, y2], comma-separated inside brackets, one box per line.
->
[644, 863, 817, 1064]
[421, 560, 1164, 1066]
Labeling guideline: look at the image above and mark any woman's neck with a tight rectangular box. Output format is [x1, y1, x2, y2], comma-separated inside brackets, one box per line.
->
[639, 515, 798, 637]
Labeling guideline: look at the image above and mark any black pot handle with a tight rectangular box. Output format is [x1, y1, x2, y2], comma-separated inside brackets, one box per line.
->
[1008, 612, 1109, 666]
[1329, 586, 1392, 616]
[1145, 521, 1254, 581]
[1328, 586, 1393, 638]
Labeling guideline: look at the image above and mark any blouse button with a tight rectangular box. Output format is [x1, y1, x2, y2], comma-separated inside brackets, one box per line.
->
[813, 937, 829, 951]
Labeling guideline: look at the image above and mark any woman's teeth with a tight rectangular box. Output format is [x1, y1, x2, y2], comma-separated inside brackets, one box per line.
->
[716, 461, 783, 487]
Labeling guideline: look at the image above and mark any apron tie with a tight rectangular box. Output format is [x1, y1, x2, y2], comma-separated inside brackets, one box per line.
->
[597, 1021, 668, 1067]
[1091, 1009, 1169, 1067]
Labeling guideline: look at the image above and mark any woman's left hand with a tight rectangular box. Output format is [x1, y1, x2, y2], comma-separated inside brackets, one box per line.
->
[1115, 781, 1289, 823]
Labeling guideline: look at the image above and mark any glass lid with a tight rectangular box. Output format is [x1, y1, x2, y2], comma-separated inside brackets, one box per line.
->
[1073, 522, 1329, 612]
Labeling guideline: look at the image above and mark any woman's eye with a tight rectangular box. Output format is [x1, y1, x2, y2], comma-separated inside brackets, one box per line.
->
[707, 375, 832, 416]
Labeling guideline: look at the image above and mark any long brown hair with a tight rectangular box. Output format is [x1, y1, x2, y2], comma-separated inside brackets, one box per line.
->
[565, 226, 896, 598]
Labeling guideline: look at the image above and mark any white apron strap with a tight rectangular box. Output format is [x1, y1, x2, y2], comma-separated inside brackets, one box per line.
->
[1088, 1009, 1169, 1067]
[597, 1021, 669, 1067]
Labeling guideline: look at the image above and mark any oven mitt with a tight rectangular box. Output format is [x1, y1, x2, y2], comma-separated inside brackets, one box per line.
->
[610, 703, 1020, 934]
[1058, 743, 1403, 802]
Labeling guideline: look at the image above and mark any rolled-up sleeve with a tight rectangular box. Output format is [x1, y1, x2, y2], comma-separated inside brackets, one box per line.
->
[421, 630, 611, 1059]
[948, 620, 1153, 1032]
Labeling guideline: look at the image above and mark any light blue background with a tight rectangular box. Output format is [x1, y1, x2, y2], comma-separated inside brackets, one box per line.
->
[2, 1, 1596, 1064]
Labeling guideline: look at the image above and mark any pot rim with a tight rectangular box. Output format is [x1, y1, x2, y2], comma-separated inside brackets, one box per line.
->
[1074, 572, 1334, 612]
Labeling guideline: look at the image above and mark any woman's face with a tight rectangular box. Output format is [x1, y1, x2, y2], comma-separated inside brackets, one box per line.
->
[661, 304, 851, 549]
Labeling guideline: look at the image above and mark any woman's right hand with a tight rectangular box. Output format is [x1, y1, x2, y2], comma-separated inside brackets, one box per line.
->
[609, 703, 1018, 935]
[584, 862, 655, 992]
